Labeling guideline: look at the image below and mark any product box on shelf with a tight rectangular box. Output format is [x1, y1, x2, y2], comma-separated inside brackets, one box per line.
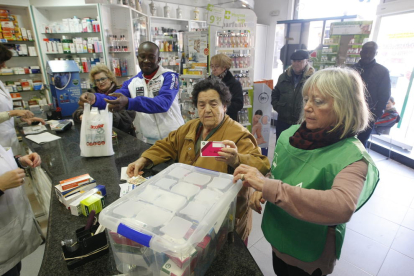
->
[99, 163, 240, 276]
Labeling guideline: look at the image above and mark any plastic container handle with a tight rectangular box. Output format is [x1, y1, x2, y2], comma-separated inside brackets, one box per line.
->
[117, 223, 152, 247]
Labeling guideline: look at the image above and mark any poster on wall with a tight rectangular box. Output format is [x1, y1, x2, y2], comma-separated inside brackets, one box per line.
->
[187, 33, 208, 63]
[252, 83, 272, 148]
[330, 21, 373, 35]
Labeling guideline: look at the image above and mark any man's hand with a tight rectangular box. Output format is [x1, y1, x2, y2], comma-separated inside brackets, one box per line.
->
[105, 93, 129, 112]
[78, 92, 96, 107]
[20, 117, 46, 125]
[0, 168, 26, 191]
[19, 153, 41, 168]
[126, 157, 151, 177]
[9, 110, 34, 118]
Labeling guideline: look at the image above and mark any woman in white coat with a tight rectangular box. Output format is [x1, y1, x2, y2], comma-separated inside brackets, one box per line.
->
[0, 44, 45, 155]
[0, 143, 43, 275]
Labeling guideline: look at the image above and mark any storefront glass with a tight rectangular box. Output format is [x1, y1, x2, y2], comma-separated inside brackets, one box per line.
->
[376, 12, 414, 150]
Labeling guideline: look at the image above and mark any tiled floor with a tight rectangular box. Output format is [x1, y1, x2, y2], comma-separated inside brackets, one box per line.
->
[20, 127, 414, 276]
[248, 129, 414, 275]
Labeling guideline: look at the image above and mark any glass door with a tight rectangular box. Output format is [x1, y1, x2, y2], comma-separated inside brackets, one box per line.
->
[376, 12, 414, 150]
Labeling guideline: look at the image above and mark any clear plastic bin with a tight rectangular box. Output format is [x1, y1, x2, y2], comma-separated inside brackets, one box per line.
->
[99, 163, 241, 276]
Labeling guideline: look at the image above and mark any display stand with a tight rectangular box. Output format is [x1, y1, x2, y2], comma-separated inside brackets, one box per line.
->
[208, 5, 256, 128]
[0, 5, 47, 105]
[310, 21, 373, 70]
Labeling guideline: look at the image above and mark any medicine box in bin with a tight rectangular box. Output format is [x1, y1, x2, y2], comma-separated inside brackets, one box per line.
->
[99, 163, 241, 276]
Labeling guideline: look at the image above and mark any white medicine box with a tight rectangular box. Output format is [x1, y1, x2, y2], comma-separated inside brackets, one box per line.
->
[99, 163, 241, 275]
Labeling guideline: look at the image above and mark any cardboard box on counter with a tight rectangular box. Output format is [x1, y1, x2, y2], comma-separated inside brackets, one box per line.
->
[60, 173, 94, 191]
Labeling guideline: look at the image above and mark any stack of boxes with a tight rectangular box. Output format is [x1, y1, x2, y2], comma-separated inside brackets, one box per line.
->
[42, 16, 100, 34]
[0, 9, 33, 41]
[54, 173, 107, 216]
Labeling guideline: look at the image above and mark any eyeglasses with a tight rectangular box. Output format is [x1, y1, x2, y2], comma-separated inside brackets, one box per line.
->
[211, 65, 221, 69]
[94, 77, 108, 84]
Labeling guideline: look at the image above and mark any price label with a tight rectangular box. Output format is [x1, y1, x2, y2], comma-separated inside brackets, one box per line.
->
[207, 4, 225, 27]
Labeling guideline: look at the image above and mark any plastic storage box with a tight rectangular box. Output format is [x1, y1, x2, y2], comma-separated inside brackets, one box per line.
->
[99, 163, 242, 276]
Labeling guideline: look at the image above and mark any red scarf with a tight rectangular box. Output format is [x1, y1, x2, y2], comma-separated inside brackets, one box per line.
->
[289, 122, 351, 150]
[143, 68, 159, 84]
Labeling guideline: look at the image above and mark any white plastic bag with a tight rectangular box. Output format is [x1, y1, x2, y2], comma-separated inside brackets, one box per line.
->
[80, 103, 114, 157]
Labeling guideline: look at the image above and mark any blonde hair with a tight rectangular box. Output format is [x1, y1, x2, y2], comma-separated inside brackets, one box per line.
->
[210, 54, 232, 69]
[89, 64, 117, 86]
[302, 67, 372, 138]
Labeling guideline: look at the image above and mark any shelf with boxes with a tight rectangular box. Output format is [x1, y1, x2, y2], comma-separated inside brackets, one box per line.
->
[99, 4, 148, 80]
[0, 5, 46, 105]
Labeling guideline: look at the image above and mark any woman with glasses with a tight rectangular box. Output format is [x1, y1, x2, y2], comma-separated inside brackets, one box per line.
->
[72, 64, 136, 136]
[210, 54, 243, 122]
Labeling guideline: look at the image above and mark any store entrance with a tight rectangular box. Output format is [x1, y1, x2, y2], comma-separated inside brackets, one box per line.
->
[375, 12, 414, 154]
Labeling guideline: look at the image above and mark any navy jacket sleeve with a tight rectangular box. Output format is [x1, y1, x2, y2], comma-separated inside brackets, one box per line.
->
[127, 72, 179, 114]
[93, 77, 134, 109]
[375, 69, 391, 119]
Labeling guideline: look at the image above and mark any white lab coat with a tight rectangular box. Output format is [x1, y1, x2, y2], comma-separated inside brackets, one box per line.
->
[0, 81, 21, 155]
[0, 146, 42, 274]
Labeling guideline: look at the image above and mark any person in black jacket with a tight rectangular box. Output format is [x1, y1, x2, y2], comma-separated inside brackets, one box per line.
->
[73, 64, 136, 136]
[210, 54, 243, 121]
[352, 41, 391, 146]
[271, 50, 314, 141]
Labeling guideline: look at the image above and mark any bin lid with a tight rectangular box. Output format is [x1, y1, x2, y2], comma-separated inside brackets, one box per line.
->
[46, 60, 80, 74]
[99, 163, 242, 255]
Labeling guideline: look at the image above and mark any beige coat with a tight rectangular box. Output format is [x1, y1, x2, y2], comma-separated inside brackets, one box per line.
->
[141, 115, 270, 240]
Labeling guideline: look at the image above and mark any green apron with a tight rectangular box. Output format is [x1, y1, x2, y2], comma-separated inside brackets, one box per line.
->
[262, 125, 379, 262]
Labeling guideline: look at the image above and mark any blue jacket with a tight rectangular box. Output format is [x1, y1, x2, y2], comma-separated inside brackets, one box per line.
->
[93, 66, 184, 144]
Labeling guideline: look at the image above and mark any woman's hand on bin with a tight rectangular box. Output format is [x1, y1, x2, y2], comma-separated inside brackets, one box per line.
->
[233, 164, 266, 191]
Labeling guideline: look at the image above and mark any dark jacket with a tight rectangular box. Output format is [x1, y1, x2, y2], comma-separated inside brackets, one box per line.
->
[374, 107, 399, 135]
[73, 85, 136, 136]
[352, 59, 391, 119]
[271, 64, 314, 125]
[209, 71, 243, 122]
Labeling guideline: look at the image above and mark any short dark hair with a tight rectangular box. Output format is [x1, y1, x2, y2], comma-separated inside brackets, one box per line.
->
[192, 79, 232, 107]
[0, 44, 13, 64]
[138, 41, 160, 56]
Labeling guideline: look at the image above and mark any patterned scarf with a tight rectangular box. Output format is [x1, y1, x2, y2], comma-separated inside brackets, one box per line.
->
[211, 69, 228, 80]
[289, 122, 351, 150]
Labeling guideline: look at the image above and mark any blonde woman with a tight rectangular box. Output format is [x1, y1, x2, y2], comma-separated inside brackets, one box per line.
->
[73, 64, 136, 136]
[234, 68, 379, 276]
[210, 54, 243, 122]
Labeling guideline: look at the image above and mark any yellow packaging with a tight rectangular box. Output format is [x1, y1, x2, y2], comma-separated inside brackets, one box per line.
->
[80, 194, 105, 216]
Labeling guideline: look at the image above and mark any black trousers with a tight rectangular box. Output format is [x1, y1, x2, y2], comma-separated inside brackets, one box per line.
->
[272, 252, 325, 276]
[3, 262, 21, 276]
[276, 120, 293, 143]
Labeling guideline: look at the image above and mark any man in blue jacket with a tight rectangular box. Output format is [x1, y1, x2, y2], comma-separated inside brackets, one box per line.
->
[79, 41, 184, 144]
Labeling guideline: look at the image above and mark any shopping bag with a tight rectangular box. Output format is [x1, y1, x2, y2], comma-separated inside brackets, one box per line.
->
[80, 103, 114, 157]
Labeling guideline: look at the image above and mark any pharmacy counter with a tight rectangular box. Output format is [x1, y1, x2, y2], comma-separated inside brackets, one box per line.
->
[22, 124, 263, 276]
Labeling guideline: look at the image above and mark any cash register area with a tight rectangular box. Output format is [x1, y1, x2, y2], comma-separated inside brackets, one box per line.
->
[20, 127, 414, 276]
